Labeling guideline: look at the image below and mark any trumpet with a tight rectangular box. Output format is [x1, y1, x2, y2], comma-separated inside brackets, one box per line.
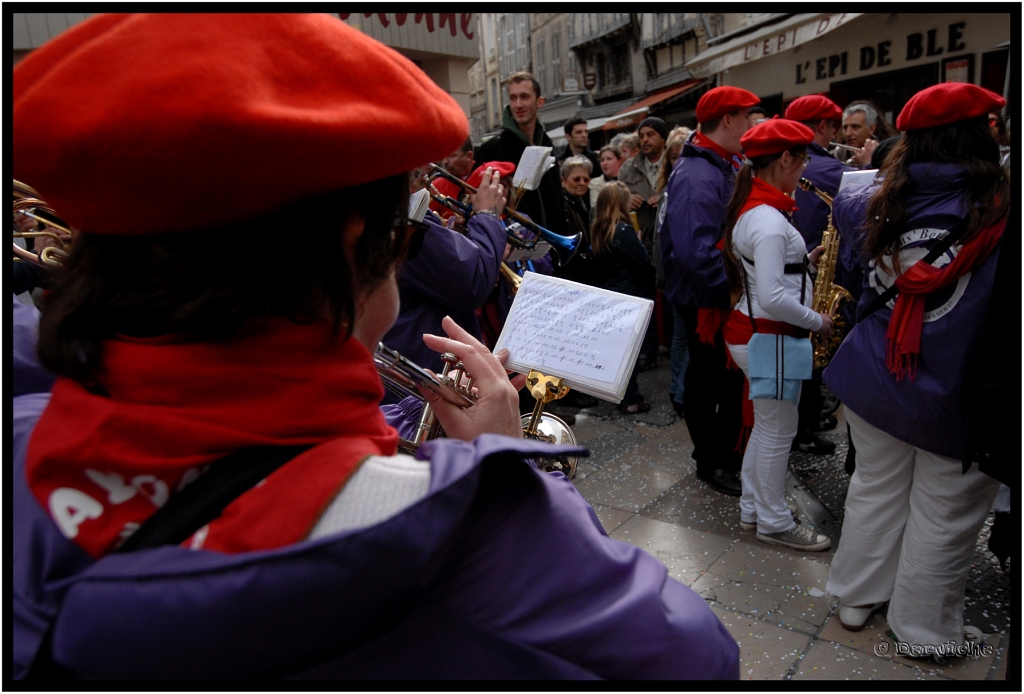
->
[13, 191, 71, 268]
[428, 164, 581, 268]
[829, 141, 864, 153]
[374, 343, 579, 477]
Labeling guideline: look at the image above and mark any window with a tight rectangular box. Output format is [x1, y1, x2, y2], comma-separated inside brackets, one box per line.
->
[537, 38, 546, 95]
[552, 32, 561, 93]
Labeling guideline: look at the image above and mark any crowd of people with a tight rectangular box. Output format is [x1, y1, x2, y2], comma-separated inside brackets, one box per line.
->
[11, 12, 1010, 680]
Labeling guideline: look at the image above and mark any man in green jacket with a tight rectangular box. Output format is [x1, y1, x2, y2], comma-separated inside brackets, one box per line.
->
[476, 72, 567, 236]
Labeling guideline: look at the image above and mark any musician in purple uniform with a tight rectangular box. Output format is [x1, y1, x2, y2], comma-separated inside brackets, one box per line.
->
[823, 84, 1008, 651]
[12, 14, 738, 680]
[384, 182, 506, 375]
[658, 86, 760, 497]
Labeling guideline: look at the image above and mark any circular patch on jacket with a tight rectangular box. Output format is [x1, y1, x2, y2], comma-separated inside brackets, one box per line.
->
[866, 227, 970, 322]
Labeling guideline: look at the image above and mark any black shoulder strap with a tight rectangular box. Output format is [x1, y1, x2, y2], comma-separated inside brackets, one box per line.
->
[859, 216, 972, 322]
[24, 444, 310, 680]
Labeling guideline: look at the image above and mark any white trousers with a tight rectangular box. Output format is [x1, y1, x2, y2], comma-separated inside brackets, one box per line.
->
[726, 343, 799, 534]
[826, 409, 1000, 647]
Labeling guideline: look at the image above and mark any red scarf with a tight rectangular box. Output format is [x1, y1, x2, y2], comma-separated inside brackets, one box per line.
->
[26, 319, 398, 557]
[693, 131, 740, 169]
[886, 216, 1006, 380]
[738, 177, 798, 218]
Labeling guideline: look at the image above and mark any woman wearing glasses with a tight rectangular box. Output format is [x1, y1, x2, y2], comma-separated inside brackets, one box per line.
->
[721, 120, 835, 551]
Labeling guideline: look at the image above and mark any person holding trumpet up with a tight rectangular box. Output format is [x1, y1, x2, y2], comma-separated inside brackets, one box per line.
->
[383, 158, 508, 376]
[12, 13, 738, 680]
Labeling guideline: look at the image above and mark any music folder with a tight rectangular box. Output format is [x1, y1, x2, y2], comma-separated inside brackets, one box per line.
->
[493, 273, 653, 402]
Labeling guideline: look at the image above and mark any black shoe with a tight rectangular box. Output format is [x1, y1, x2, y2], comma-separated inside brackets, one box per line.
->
[989, 512, 1011, 571]
[697, 468, 742, 496]
[815, 414, 839, 432]
[791, 433, 836, 455]
[820, 385, 840, 416]
[670, 398, 685, 418]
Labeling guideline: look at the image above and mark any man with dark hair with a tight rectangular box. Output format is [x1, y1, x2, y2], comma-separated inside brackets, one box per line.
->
[557, 116, 600, 173]
[429, 135, 476, 219]
[659, 86, 759, 497]
[476, 71, 567, 235]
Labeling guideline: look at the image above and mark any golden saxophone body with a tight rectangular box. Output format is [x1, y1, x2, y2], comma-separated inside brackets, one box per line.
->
[799, 178, 853, 369]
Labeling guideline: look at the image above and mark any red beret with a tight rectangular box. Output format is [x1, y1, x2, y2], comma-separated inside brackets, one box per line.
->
[466, 161, 517, 189]
[784, 95, 842, 123]
[696, 86, 760, 124]
[13, 14, 468, 235]
[896, 83, 1006, 131]
[740, 120, 814, 159]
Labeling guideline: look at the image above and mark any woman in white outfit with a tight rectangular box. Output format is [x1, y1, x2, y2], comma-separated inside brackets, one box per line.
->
[720, 120, 835, 551]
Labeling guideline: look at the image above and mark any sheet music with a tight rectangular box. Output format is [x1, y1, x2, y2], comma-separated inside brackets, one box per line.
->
[513, 146, 552, 190]
[494, 273, 652, 400]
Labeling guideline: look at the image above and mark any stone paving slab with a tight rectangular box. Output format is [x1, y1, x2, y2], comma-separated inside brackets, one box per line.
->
[572, 458, 682, 513]
[608, 514, 734, 586]
[711, 606, 811, 680]
[692, 542, 835, 634]
[791, 639, 949, 681]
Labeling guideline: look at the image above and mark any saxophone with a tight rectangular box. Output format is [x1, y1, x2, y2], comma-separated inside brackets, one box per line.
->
[798, 178, 853, 369]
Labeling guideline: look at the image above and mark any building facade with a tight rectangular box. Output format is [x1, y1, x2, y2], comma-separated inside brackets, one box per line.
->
[687, 12, 1012, 121]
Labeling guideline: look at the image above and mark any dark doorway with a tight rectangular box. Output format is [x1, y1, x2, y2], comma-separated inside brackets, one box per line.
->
[830, 63, 940, 124]
[981, 48, 1011, 106]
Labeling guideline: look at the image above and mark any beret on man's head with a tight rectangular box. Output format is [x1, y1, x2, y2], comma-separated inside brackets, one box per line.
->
[896, 83, 1006, 132]
[13, 13, 469, 235]
[638, 117, 669, 141]
[696, 86, 760, 124]
[466, 161, 517, 190]
[740, 120, 814, 159]
[784, 95, 843, 123]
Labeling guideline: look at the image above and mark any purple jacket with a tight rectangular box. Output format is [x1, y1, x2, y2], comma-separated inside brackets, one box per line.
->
[659, 139, 737, 308]
[792, 143, 854, 252]
[385, 212, 506, 373]
[13, 394, 739, 680]
[13, 296, 55, 398]
[823, 163, 1002, 459]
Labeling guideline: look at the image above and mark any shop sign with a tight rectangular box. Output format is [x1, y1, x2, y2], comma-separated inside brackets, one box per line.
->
[794, 21, 967, 84]
[584, 72, 597, 90]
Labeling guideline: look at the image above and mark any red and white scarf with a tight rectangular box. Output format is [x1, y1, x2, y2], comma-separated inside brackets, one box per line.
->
[26, 319, 398, 557]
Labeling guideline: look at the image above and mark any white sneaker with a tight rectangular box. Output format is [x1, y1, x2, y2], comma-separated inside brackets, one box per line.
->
[740, 502, 799, 531]
[756, 523, 830, 551]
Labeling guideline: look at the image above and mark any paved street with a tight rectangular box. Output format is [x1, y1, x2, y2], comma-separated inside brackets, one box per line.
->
[556, 355, 1011, 681]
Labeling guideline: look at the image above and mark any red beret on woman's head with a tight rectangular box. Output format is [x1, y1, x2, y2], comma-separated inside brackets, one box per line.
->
[13, 14, 469, 235]
[466, 161, 517, 189]
[740, 120, 815, 159]
[784, 95, 843, 123]
[896, 83, 1006, 131]
[696, 86, 760, 124]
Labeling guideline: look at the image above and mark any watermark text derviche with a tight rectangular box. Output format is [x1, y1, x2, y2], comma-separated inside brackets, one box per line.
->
[873, 639, 993, 658]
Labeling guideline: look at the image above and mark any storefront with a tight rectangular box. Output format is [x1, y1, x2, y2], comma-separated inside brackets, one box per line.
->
[686, 13, 1011, 124]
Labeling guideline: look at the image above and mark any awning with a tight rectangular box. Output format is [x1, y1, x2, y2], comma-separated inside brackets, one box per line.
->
[686, 13, 863, 78]
[602, 79, 703, 131]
